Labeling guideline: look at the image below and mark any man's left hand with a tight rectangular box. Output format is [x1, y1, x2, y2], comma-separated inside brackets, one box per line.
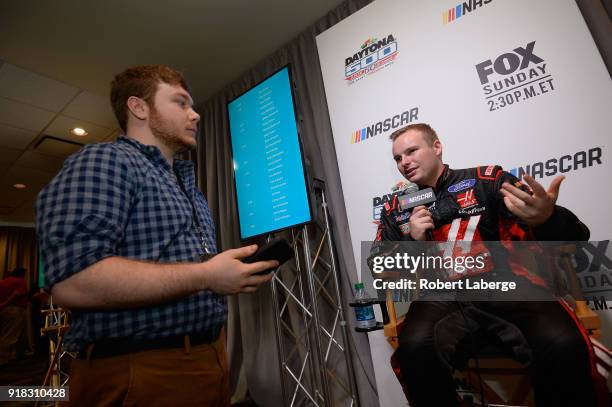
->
[500, 174, 564, 226]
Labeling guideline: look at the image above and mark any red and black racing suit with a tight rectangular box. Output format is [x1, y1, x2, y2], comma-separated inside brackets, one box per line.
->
[374, 165, 607, 407]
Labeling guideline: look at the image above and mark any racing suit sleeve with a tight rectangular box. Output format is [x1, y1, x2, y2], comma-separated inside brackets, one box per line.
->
[494, 169, 590, 241]
[368, 197, 415, 279]
[375, 206, 406, 242]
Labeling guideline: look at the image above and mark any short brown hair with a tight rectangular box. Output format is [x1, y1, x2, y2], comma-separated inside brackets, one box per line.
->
[110, 65, 189, 132]
[389, 123, 439, 145]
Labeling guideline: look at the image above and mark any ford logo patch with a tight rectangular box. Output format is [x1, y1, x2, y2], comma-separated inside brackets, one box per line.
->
[448, 179, 476, 193]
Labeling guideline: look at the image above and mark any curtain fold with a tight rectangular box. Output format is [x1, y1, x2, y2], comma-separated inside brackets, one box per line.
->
[0, 226, 37, 283]
[0, 226, 37, 353]
[575, 0, 612, 73]
[196, 1, 378, 406]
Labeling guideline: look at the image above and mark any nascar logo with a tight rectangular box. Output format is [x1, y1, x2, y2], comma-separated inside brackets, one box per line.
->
[351, 107, 419, 144]
[443, 0, 494, 24]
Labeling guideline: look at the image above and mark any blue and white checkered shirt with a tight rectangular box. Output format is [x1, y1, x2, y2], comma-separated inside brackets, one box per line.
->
[36, 135, 226, 351]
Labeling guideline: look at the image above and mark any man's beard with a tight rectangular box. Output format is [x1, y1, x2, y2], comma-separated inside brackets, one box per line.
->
[149, 106, 196, 153]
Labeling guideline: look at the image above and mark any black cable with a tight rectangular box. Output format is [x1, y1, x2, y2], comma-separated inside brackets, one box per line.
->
[456, 301, 487, 407]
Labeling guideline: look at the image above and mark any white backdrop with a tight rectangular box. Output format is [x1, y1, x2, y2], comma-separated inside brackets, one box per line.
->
[316, 0, 612, 405]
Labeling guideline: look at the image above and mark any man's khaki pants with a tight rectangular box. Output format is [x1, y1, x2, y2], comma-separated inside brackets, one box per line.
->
[66, 333, 230, 407]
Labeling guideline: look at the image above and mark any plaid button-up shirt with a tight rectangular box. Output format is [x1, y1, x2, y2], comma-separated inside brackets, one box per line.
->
[36, 135, 226, 351]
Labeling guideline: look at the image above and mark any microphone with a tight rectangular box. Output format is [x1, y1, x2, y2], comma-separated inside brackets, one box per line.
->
[398, 187, 436, 211]
[398, 187, 437, 240]
[393, 181, 418, 196]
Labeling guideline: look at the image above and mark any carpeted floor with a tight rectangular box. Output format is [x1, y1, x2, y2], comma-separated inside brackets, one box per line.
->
[0, 356, 265, 406]
[0, 355, 48, 406]
[0, 356, 47, 385]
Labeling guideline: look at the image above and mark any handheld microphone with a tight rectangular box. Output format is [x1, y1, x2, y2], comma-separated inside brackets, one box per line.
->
[392, 181, 418, 197]
[398, 187, 436, 211]
[398, 187, 437, 240]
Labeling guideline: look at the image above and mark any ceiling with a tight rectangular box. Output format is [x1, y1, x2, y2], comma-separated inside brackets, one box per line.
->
[0, 0, 347, 224]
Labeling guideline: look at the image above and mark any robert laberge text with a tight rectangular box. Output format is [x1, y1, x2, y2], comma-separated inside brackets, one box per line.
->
[373, 278, 517, 292]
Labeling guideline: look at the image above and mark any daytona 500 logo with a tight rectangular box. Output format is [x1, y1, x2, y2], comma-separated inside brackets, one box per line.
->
[345, 35, 398, 85]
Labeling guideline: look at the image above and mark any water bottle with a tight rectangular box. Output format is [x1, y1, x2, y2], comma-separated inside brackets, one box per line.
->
[353, 282, 376, 329]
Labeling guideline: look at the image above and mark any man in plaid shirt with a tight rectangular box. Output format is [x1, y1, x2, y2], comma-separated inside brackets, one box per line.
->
[36, 65, 276, 406]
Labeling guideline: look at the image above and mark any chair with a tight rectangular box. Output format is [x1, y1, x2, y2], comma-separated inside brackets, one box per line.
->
[379, 244, 604, 406]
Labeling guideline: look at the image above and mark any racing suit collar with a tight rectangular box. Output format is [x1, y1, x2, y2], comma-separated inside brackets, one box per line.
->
[432, 164, 451, 192]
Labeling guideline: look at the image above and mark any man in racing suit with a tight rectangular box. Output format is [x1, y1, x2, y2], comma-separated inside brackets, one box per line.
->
[375, 123, 607, 406]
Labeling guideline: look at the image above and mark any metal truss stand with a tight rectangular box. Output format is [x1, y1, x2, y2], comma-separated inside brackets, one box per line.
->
[270, 179, 359, 407]
[36, 299, 75, 407]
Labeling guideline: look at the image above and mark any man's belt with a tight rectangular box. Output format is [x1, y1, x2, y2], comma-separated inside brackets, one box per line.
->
[77, 327, 221, 360]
